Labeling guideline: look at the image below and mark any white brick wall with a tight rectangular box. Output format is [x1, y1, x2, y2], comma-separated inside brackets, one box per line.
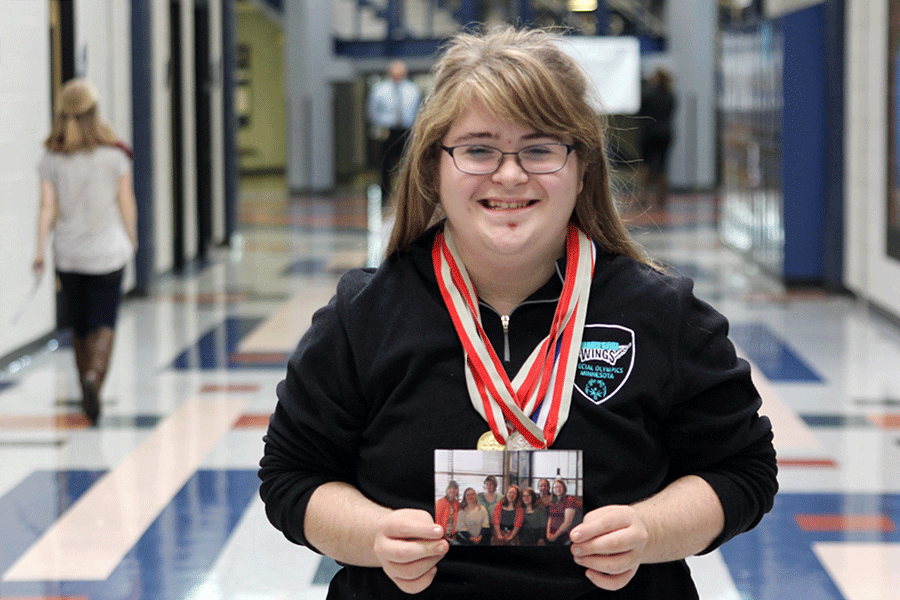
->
[845, 0, 900, 318]
[0, 0, 54, 357]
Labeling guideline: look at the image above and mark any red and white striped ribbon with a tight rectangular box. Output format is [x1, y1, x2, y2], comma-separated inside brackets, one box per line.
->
[433, 224, 595, 448]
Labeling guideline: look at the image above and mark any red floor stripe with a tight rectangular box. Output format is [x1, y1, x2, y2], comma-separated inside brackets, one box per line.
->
[778, 458, 838, 468]
[229, 352, 289, 364]
[234, 414, 272, 428]
[0, 414, 90, 429]
[794, 514, 897, 532]
[199, 383, 261, 393]
[165, 292, 248, 303]
[866, 413, 900, 429]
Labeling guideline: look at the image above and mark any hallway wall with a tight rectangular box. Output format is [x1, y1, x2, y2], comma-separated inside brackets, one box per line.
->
[236, 6, 287, 174]
[1, 0, 229, 360]
[0, 0, 54, 357]
[1, 0, 136, 358]
[665, 0, 717, 191]
[846, 0, 900, 317]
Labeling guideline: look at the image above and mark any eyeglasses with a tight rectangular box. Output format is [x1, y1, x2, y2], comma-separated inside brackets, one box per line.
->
[441, 142, 575, 175]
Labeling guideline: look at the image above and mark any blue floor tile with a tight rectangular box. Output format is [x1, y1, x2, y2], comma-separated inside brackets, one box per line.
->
[0, 469, 258, 600]
[801, 414, 873, 428]
[719, 493, 900, 600]
[170, 316, 283, 370]
[730, 322, 824, 382]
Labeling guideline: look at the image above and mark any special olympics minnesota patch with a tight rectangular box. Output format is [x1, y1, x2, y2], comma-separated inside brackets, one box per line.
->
[574, 324, 636, 405]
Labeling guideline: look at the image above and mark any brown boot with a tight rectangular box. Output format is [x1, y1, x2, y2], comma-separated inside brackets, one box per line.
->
[72, 334, 93, 421]
[81, 327, 115, 426]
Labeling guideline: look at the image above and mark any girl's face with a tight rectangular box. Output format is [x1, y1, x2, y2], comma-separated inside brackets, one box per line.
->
[553, 481, 565, 496]
[447, 486, 458, 500]
[522, 491, 533, 506]
[439, 101, 582, 269]
[506, 486, 518, 502]
[465, 489, 478, 505]
[485, 479, 496, 493]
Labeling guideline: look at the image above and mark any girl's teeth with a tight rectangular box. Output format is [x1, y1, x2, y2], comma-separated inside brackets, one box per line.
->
[487, 200, 529, 209]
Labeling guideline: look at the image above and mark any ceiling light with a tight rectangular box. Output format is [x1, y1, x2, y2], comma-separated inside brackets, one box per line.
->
[569, 0, 598, 12]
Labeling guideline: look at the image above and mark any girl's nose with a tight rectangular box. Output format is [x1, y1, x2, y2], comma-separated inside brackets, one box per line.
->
[491, 153, 529, 185]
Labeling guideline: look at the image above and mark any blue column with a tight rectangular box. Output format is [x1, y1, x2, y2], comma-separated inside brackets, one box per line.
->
[130, 0, 154, 295]
[456, 0, 479, 28]
[514, 0, 533, 25]
[781, 4, 826, 284]
[221, 0, 238, 244]
[387, 0, 404, 39]
[822, 0, 845, 290]
[595, 0, 609, 35]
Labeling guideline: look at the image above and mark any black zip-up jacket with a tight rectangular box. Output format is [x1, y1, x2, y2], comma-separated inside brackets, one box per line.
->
[259, 226, 778, 599]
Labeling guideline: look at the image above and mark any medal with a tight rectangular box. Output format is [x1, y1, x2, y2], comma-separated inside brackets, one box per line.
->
[505, 431, 535, 450]
[434, 224, 595, 449]
[476, 430, 534, 451]
[477, 430, 507, 451]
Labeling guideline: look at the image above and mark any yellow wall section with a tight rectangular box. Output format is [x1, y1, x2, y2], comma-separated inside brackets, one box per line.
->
[236, 7, 287, 173]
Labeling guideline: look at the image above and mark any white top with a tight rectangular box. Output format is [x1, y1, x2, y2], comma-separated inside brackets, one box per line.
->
[367, 78, 421, 130]
[455, 504, 490, 535]
[38, 146, 134, 274]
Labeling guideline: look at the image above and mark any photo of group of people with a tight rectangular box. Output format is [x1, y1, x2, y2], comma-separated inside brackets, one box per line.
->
[434, 449, 583, 547]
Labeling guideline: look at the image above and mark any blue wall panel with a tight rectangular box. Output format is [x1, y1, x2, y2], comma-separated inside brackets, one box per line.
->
[781, 4, 827, 283]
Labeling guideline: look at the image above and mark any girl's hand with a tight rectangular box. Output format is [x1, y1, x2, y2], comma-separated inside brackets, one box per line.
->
[569, 505, 649, 591]
[373, 509, 449, 594]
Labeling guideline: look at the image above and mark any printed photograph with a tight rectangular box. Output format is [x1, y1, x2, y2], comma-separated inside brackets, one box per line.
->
[434, 449, 583, 547]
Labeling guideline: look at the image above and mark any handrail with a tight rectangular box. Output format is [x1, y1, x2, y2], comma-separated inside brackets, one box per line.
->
[606, 0, 666, 37]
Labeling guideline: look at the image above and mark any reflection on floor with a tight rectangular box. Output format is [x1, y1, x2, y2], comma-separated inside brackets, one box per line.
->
[1, 180, 899, 600]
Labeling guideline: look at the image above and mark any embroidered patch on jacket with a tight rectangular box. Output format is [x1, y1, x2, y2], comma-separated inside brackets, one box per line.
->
[574, 324, 636, 405]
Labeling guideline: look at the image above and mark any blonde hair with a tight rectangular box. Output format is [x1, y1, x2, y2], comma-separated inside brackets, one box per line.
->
[45, 79, 118, 153]
[385, 25, 648, 265]
[462, 487, 479, 509]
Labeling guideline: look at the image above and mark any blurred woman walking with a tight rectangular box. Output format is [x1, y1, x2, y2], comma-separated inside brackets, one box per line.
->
[33, 79, 137, 425]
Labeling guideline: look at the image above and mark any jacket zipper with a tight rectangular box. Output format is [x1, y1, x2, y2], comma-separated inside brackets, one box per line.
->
[479, 269, 563, 364]
[501, 315, 510, 362]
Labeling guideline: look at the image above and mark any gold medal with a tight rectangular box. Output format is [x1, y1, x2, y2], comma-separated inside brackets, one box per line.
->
[477, 430, 506, 451]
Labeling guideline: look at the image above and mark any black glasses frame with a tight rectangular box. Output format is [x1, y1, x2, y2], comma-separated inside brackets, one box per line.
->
[440, 142, 575, 175]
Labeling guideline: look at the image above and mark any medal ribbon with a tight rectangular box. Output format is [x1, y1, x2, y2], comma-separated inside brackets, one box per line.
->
[433, 224, 595, 448]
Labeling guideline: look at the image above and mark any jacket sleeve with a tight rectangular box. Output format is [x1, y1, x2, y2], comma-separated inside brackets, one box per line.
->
[664, 277, 778, 553]
[435, 499, 450, 529]
[258, 272, 371, 550]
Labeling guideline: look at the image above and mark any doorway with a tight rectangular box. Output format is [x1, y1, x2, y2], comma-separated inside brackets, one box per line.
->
[195, 3, 213, 262]
[170, 1, 186, 272]
[49, 0, 76, 329]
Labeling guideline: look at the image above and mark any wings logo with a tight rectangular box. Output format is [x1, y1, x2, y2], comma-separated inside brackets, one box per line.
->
[574, 324, 635, 405]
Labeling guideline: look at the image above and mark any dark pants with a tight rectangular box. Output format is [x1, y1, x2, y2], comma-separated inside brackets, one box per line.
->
[57, 268, 125, 337]
[379, 127, 410, 203]
[640, 129, 674, 206]
[640, 129, 673, 175]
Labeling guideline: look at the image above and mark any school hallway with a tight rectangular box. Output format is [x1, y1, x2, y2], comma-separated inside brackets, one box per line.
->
[0, 179, 899, 600]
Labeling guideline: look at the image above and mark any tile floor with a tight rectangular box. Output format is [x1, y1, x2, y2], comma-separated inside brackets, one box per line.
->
[0, 180, 898, 600]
